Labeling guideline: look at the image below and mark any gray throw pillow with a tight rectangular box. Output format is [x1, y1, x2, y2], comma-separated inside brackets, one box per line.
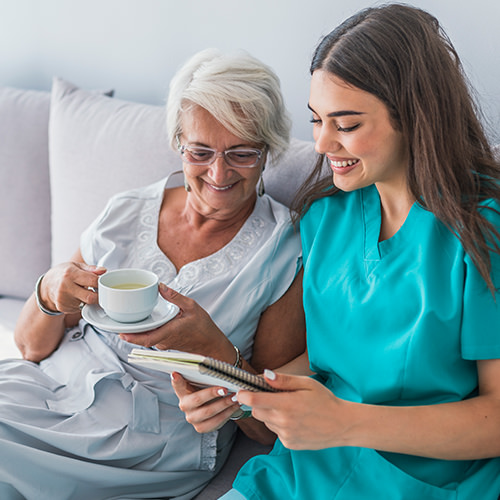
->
[0, 87, 51, 299]
[264, 137, 319, 207]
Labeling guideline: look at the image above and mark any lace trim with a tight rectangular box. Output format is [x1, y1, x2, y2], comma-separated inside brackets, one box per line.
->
[133, 200, 176, 281]
[133, 194, 269, 290]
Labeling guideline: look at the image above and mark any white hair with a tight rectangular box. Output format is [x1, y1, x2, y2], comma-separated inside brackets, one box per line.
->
[166, 48, 291, 163]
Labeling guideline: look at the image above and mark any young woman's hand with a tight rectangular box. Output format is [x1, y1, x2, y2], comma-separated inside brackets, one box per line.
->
[236, 371, 349, 450]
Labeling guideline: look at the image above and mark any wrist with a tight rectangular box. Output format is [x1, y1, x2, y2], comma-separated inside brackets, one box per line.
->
[333, 398, 362, 448]
[35, 273, 63, 316]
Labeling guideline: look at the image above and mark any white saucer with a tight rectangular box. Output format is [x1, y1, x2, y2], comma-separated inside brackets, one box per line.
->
[82, 299, 179, 333]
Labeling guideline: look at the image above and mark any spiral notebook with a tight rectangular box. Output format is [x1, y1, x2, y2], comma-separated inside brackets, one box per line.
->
[128, 348, 277, 393]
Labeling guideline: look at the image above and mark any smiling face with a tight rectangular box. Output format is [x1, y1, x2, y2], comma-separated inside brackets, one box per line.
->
[309, 70, 408, 195]
[179, 105, 265, 221]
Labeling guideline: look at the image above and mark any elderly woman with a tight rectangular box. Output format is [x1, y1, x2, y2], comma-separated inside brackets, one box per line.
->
[1, 49, 305, 500]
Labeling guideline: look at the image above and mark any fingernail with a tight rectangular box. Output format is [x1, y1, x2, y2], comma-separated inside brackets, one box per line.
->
[159, 282, 168, 291]
[217, 388, 226, 397]
[264, 369, 276, 380]
[231, 394, 238, 403]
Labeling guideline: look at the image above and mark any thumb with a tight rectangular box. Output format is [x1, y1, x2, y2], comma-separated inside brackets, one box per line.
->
[159, 283, 188, 309]
[262, 370, 311, 391]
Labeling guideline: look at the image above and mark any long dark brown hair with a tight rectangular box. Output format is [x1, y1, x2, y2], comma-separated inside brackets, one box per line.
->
[292, 3, 500, 294]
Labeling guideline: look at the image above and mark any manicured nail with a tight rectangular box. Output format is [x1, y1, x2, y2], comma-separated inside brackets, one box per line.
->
[217, 388, 226, 397]
[264, 369, 276, 380]
[231, 394, 238, 403]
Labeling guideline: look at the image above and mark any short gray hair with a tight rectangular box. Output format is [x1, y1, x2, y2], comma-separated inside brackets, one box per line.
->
[166, 48, 291, 163]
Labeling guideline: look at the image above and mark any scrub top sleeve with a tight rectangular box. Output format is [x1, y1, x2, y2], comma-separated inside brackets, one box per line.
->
[299, 197, 327, 265]
[461, 201, 500, 360]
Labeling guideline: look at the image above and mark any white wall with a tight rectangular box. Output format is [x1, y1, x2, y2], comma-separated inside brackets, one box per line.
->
[1, 0, 499, 141]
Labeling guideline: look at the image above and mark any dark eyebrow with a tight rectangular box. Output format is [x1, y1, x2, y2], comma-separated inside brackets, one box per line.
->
[327, 110, 364, 118]
[307, 104, 364, 118]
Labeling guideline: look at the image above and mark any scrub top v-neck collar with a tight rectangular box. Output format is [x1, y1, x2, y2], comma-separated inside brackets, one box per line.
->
[361, 185, 423, 267]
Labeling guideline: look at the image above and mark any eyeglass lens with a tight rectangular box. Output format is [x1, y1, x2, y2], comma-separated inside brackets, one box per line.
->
[182, 146, 261, 168]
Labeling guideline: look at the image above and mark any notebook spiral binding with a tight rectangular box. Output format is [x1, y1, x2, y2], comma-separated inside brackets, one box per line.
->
[200, 358, 278, 392]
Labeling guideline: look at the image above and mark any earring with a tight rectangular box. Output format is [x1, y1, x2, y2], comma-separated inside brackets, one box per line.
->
[258, 175, 265, 197]
[184, 173, 191, 192]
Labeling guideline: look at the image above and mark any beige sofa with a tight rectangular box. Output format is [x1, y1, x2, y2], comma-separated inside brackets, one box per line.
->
[0, 78, 318, 498]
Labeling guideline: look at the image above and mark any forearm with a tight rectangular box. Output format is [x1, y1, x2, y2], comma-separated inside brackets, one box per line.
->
[250, 269, 306, 374]
[14, 294, 74, 362]
[341, 395, 500, 460]
[276, 351, 312, 376]
[240, 364, 500, 458]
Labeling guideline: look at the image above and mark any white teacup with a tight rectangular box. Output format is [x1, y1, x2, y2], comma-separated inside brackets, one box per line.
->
[98, 268, 159, 323]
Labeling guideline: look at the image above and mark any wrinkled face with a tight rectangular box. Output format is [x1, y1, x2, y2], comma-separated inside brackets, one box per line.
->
[309, 70, 408, 193]
[179, 105, 266, 221]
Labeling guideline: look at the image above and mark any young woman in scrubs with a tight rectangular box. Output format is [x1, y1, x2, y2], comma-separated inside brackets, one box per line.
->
[172, 4, 500, 499]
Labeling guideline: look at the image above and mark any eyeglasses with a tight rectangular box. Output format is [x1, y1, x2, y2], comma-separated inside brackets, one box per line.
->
[177, 138, 264, 169]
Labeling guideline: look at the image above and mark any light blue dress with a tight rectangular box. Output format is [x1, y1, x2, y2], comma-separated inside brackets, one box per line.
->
[232, 185, 500, 500]
[0, 177, 301, 500]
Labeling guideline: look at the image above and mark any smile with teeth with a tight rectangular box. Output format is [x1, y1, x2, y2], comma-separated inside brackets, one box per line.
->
[210, 183, 235, 191]
[330, 159, 360, 168]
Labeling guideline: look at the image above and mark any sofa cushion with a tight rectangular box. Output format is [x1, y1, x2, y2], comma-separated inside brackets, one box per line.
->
[49, 77, 318, 266]
[0, 87, 52, 299]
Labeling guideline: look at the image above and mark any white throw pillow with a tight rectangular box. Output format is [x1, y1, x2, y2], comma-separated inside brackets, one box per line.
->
[0, 87, 52, 299]
[49, 78, 182, 265]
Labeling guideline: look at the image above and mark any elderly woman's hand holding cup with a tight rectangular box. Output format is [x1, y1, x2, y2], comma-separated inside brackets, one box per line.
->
[36, 261, 106, 315]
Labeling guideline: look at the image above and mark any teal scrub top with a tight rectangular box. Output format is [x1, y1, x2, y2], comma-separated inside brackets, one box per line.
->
[234, 185, 500, 500]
